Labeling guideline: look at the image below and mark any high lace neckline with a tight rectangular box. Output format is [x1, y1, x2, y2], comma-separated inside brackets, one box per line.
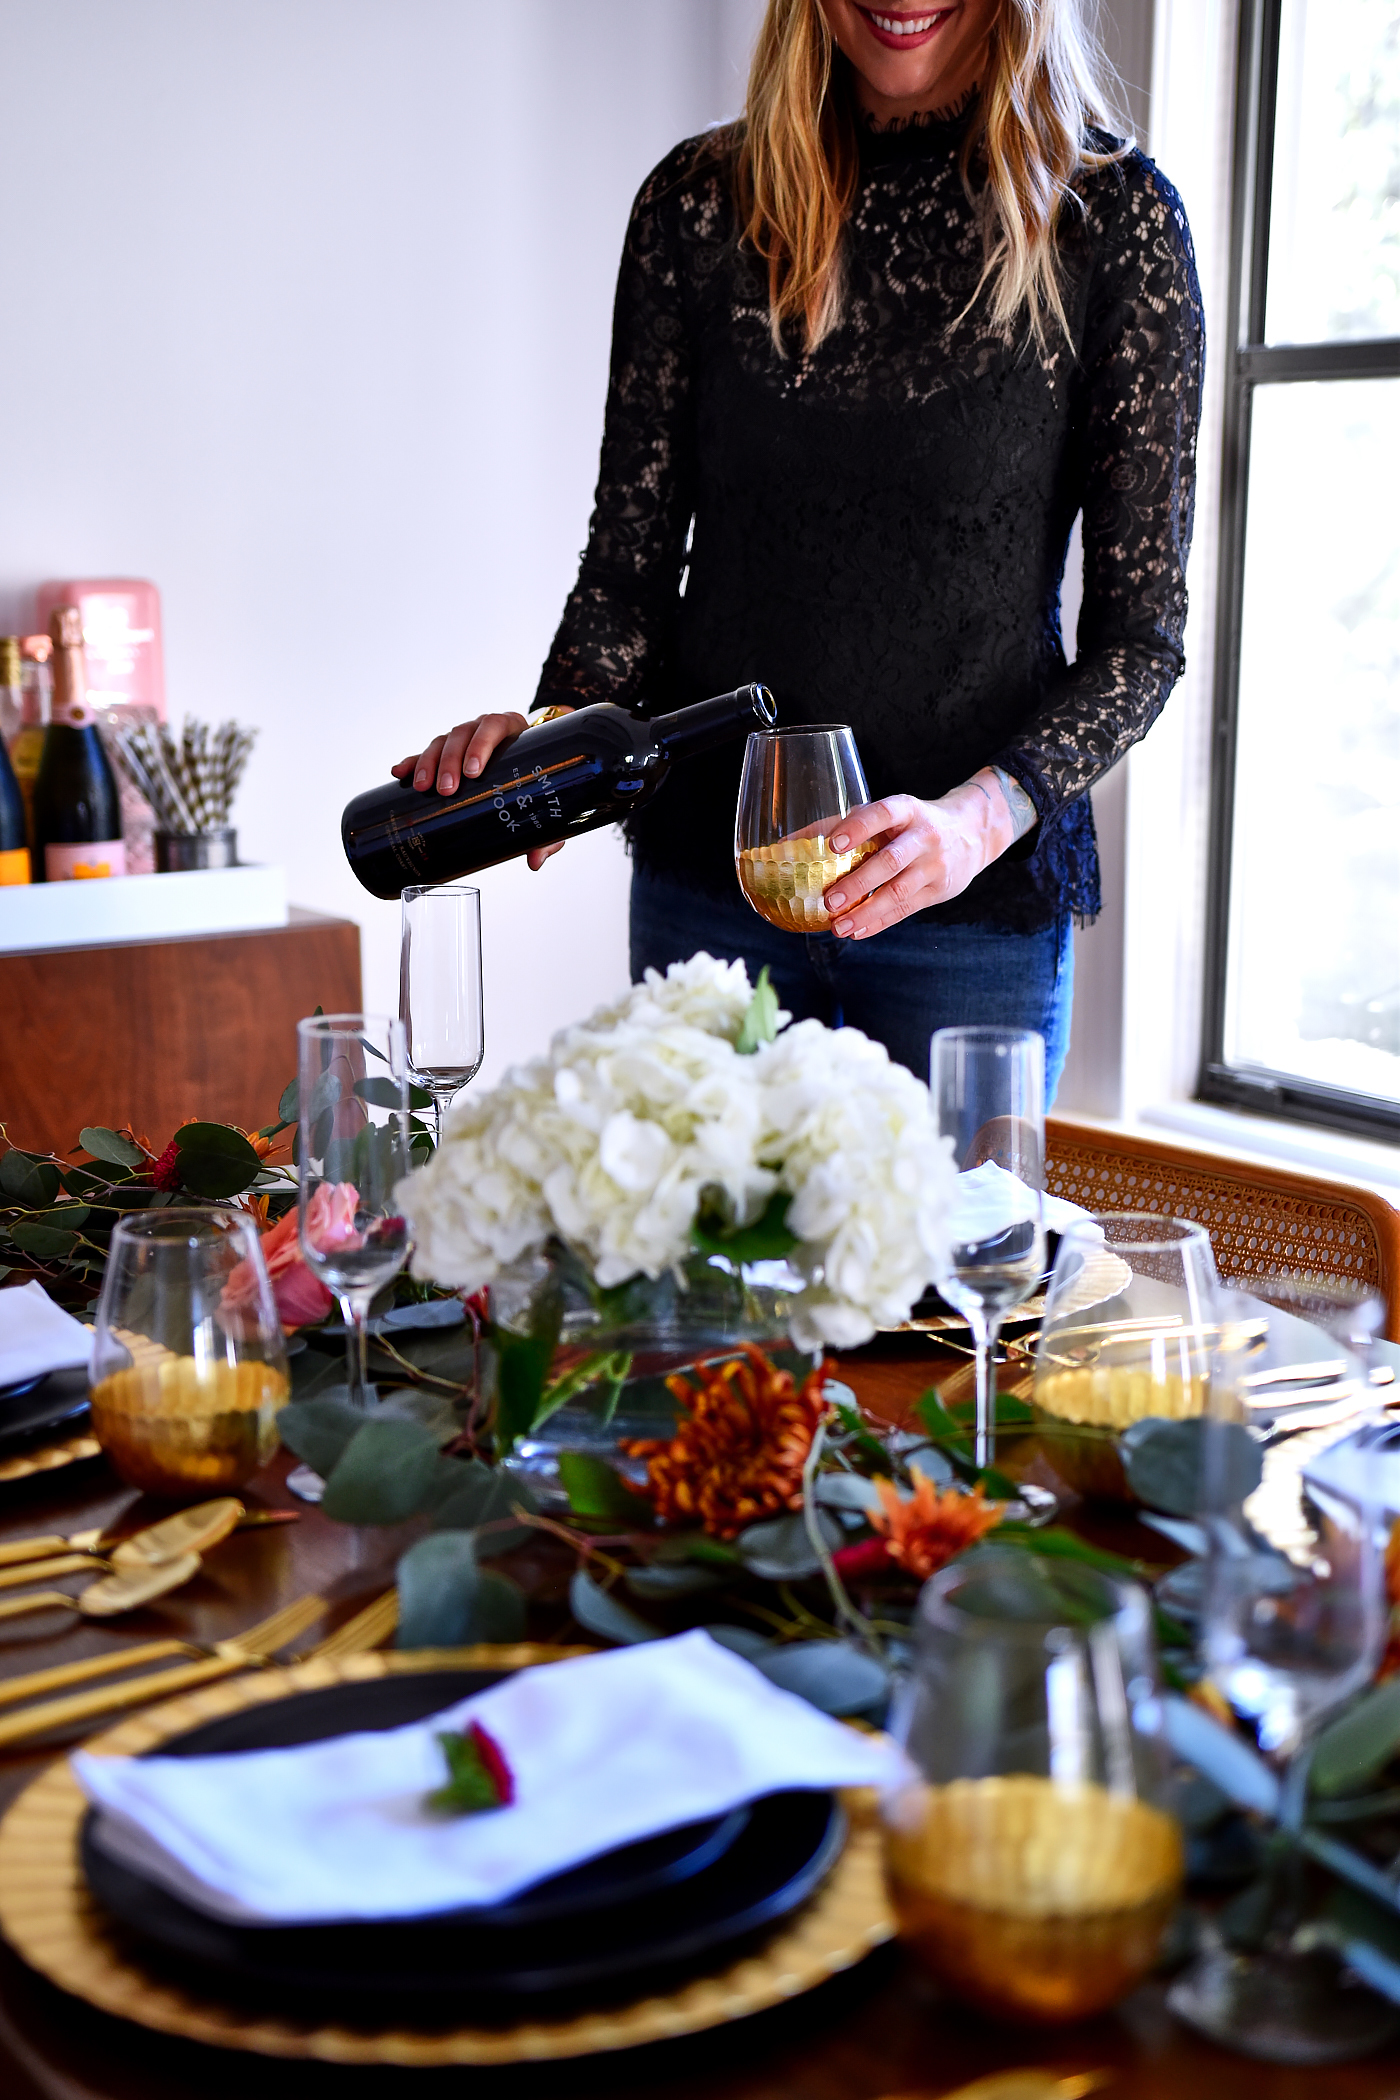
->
[856, 92, 976, 165]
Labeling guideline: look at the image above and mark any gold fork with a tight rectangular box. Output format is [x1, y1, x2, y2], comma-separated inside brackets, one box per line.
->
[297, 1588, 399, 1661]
[0, 1592, 327, 1749]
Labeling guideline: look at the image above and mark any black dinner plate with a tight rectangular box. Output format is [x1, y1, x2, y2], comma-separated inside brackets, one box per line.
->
[81, 1670, 845, 2014]
[0, 1365, 90, 1453]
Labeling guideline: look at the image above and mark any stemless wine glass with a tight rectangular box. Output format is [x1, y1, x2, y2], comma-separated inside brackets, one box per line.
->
[884, 1547, 1183, 2023]
[930, 1027, 1046, 1470]
[1168, 1277, 1393, 2065]
[297, 1013, 414, 1411]
[400, 883, 485, 1147]
[734, 725, 872, 930]
[1033, 1214, 1223, 1503]
[90, 1210, 290, 1496]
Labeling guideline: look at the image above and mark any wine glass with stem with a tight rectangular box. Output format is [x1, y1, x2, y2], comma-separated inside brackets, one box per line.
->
[930, 1026, 1046, 1473]
[1168, 1275, 1393, 2064]
[399, 883, 485, 1149]
[296, 1013, 414, 1412]
[734, 725, 872, 932]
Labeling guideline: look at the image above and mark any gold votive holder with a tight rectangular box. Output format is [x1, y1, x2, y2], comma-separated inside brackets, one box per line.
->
[91, 1210, 291, 1500]
[736, 835, 877, 931]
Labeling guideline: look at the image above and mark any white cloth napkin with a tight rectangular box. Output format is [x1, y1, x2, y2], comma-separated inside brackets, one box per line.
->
[0, 1280, 91, 1387]
[74, 1630, 907, 1926]
[947, 1161, 1103, 1248]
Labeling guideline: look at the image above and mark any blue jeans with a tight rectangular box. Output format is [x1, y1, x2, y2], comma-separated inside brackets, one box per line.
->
[629, 865, 1074, 1101]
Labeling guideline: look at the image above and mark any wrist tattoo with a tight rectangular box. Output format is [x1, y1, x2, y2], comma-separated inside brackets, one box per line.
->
[990, 765, 1038, 842]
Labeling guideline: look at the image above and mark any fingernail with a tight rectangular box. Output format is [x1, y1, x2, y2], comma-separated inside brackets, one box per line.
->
[466, 758, 480, 776]
[833, 918, 852, 938]
[832, 833, 850, 851]
[414, 770, 429, 788]
[441, 774, 455, 792]
[827, 890, 846, 910]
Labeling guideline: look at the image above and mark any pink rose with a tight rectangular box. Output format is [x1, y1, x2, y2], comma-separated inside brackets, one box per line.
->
[223, 1183, 362, 1334]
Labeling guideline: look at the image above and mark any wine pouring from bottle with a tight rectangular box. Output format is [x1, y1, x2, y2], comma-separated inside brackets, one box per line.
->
[342, 683, 776, 901]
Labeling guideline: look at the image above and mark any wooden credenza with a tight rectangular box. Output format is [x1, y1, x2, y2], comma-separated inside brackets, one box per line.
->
[0, 908, 362, 1154]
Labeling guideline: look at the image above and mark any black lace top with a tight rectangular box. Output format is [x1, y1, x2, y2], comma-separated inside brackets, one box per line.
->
[534, 110, 1204, 929]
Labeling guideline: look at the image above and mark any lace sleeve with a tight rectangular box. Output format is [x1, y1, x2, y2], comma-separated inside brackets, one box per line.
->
[533, 148, 700, 711]
[991, 160, 1205, 830]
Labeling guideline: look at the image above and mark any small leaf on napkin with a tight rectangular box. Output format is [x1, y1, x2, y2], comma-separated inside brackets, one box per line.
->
[396, 1531, 527, 1647]
[569, 1567, 663, 1644]
[320, 1418, 443, 1525]
[427, 1722, 515, 1816]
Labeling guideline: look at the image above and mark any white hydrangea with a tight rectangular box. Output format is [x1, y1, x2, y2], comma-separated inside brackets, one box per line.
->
[397, 952, 954, 1341]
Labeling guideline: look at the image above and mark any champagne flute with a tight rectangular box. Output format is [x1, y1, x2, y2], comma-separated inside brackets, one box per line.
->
[399, 883, 485, 1148]
[1169, 1276, 1392, 2062]
[930, 1027, 1046, 1471]
[296, 1013, 413, 1412]
[734, 725, 873, 930]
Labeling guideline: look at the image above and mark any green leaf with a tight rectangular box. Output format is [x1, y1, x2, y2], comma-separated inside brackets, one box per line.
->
[558, 1451, 652, 1522]
[426, 1728, 509, 1815]
[396, 1531, 527, 1647]
[1161, 1692, 1281, 1817]
[568, 1568, 663, 1644]
[320, 1417, 444, 1525]
[624, 1562, 727, 1600]
[172, 1121, 264, 1200]
[276, 1397, 369, 1477]
[993, 1524, 1156, 1580]
[9, 1222, 77, 1259]
[735, 964, 780, 1054]
[78, 1126, 145, 1169]
[751, 1640, 889, 1716]
[915, 1390, 970, 1450]
[832, 1400, 895, 1475]
[949, 1392, 1037, 1430]
[0, 1151, 61, 1208]
[704, 1624, 774, 1659]
[691, 1188, 797, 1262]
[736, 1509, 841, 1581]
[1120, 1417, 1262, 1516]
[492, 1283, 563, 1455]
[429, 1459, 538, 1552]
[1315, 1885, 1400, 2006]
[408, 1085, 434, 1110]
[1312, 1679, 1400, 1800]
[354, 1075, 409, 1111]
[278, 1077, 299, 1125]
[531, 1349, 633, 1434]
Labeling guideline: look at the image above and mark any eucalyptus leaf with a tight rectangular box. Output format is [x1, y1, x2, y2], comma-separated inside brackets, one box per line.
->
[1315, 1885, 1400, 2007]
[624, 1562, 727, 1600]
[78, 1126, 145, 1169]
[736, 1509, 841, 1581]
[276, 1397, 369, 1477]
[9, 1222, 77, 1259]
[558, 1451, 651, 1522]
[1162, 1692, 1281, 1818]
[569, 1568, 663, 1644]
[320, 1417, 443, 1525]
[1312, 1679, 1400, 1800]
[396, 1531, 527, 1648]
[277, 1077, 299, 1124]
[173, 1121, 264, 1199]
[1121, 1416, 1262, 1516]
[895, 1441, 955, 1485]
[735, 964, 781, 1053]
[353, 1075, 410, 1110]
[815, 1473, 884, 1514]
[703, 1624, 774, 1659]
[430, 1460, 538, 1552]
[752, 1640, 890, 1716]
[0, 1151, 61, 1207]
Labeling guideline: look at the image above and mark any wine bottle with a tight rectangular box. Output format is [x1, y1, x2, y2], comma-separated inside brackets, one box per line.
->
[0, 637, 21, 746]
[32, 608, 128, 883]
[342, 683, 777, 901]
[9, 636, 51, 850]
[0, 734, 30, 885]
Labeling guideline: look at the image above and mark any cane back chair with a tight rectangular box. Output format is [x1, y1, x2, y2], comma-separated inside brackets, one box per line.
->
[1045, 1117, 1400, 1342]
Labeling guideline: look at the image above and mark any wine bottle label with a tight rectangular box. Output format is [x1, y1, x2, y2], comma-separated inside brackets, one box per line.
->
[0, 846, 30, 885]
[45, 840, 127, 881]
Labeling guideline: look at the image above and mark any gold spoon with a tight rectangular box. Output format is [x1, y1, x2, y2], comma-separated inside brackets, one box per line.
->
[0, 1551, 203, 1623]
[0, 1502, 295, 1571]
[0, 1498, 246, 1592]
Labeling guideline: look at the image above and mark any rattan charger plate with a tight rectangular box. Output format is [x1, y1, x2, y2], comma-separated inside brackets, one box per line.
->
[0, 1646, 894, 2067]
[889, 1244, 1135, 1335]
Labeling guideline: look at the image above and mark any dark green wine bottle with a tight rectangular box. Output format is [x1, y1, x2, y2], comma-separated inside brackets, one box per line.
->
[0, 733, 30, 885]
[32, 608, 127, 883]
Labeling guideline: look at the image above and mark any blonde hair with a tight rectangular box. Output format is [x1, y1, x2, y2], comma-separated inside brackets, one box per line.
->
[735, 0, 1130, 351]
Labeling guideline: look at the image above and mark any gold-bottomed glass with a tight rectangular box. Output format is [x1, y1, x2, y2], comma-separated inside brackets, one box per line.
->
[734, 725, 874, 931]
[90, 1210, 290, 1497]
[883, 1548, 1183, 2024]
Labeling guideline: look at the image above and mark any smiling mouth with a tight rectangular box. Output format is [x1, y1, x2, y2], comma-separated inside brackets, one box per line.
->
[855, 6, 956, 45]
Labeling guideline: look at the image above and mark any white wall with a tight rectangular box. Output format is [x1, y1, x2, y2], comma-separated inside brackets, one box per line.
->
[0, 0, 764, 1084]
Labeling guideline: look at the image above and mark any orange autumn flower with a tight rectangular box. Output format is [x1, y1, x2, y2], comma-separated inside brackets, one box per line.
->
[869, 1467, 1004, 1580]
[622, 1343, 832, 1540]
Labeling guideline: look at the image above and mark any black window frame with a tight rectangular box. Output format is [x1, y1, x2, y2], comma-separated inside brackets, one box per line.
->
[1199, 0, 1400, 1146]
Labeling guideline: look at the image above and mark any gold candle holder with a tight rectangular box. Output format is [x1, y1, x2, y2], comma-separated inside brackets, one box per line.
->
[736, 836, 877, 931]
[90, 1350, 289, 1497]
[884, 1775, 1183, 2023]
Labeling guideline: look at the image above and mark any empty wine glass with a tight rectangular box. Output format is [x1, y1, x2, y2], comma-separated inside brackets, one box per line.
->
[400, 883, 485, 1147]
[1168, 1276, 1392, 2064]
[734, 725, 872, 930]
[297, 1013, 414, 1412]
[930, 1027, 1046, 1471]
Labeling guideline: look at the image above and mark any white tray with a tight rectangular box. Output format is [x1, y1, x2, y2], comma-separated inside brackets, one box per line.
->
[0, 864, 288, 954]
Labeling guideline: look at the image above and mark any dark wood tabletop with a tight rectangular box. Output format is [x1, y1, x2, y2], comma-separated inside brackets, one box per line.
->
[0, 1336, 1394, 2100]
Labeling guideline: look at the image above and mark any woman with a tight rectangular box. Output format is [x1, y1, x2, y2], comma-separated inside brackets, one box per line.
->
[398, 0, 1202, 1096]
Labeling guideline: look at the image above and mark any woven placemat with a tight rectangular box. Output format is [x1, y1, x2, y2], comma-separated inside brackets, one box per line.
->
[0, 1646, 893, 2067]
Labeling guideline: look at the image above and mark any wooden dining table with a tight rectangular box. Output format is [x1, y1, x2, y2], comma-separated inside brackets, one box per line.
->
[0, 1332, 1395, 2100]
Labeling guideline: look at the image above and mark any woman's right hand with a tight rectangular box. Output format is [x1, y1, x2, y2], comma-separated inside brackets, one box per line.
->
[391, 712, 529, 797]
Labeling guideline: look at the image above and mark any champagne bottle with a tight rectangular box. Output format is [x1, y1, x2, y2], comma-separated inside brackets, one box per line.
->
[9, 636, 51, 851]
[32, 608, 128, 883]
[0, 636, 20, 745]
[0, 734, 30, 885]
[342, 683, 777, 901]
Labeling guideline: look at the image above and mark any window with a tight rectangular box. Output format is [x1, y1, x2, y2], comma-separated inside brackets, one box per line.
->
[1201, 0, 1400, 1142]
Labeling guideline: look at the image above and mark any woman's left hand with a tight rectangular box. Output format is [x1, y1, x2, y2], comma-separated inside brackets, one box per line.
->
[821, 770, 1020, 938]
